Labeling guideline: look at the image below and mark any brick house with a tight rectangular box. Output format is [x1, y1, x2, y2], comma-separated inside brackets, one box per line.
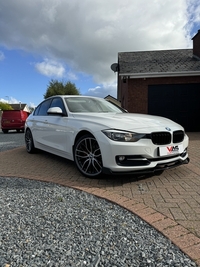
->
[115, 30, 200, 131]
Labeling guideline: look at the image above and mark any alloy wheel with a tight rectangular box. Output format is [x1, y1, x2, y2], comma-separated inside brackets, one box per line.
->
[25, 129, 35, 153]
[74, 135, 103, 178]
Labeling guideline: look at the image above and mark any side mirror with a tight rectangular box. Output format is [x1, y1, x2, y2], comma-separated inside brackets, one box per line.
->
[47, 107, 63, 115]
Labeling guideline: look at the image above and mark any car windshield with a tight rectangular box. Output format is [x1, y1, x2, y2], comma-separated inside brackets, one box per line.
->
[64, 97, 124, 113]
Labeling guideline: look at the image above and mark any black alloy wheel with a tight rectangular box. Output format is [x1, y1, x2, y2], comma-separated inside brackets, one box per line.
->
[25, 129, 36, 153]
[74, 134, 103, 178]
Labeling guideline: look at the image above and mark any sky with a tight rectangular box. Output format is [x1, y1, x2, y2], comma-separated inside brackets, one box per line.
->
[0, 0, 200, 108]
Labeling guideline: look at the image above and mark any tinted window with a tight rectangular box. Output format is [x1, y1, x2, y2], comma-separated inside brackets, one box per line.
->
[37, 99, 52, 116]
[65, 97, 123, 113]
[33, 105, 40, 116]
[50, 97, 66, 112]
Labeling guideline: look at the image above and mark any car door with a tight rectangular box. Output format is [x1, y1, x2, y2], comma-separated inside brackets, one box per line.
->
[44, 97, 71, 155]
[31, 98, 53, 146]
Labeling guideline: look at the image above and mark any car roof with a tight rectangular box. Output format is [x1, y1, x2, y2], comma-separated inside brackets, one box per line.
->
[48, 95, 103, 100]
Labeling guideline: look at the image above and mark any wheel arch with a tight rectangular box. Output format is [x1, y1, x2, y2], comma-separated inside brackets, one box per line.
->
[73, 130, 103, 178]
[73, 130, 95, 148]
[25, 126, 31, 133]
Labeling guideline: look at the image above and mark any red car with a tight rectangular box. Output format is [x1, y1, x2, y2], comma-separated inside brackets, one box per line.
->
[1, 110, 30, 133]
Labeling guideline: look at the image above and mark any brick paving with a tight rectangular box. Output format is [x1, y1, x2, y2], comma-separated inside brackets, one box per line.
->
[0, 132, 200, 265]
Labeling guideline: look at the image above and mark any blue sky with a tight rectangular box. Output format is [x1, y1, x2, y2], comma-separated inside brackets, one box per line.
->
[0, 0, 199, 108]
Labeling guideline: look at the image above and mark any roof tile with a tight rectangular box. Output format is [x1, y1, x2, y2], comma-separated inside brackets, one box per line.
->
[118, 49, 200, 74]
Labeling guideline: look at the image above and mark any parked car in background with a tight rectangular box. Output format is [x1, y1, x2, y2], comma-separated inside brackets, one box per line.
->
[25, 95, 189, 178]
[1, 110, 30, 133]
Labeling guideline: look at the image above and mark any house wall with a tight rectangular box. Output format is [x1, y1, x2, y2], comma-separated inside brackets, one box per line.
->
[118, 76, 129, 110]
[120, 76, 200, 113]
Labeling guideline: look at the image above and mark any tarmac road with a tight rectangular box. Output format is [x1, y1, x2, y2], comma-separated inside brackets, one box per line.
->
[0, 129, 25, 152]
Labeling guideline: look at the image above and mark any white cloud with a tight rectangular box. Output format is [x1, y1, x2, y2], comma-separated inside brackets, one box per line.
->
[0, 97, 37, 109]
[35, 59, 65, 77]
[186, 0, 200, 35]
[9, 97, 21, 104]
[0, 98, 7, 103]
[0, 97, 21, 104]
[29, 102, 37, 108]
[0, 0, 198, 97]
[87, 81, 117, 98]
[66, 71, 78, 81]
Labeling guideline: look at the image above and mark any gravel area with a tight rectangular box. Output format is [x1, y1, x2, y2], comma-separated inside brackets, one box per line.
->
[0, 177, 198, 267]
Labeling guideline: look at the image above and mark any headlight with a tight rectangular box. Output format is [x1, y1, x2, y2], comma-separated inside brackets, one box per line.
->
[102, 129, 145, 142]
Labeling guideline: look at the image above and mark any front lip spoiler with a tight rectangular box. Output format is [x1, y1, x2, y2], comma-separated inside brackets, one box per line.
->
[102, 157, 190, 176]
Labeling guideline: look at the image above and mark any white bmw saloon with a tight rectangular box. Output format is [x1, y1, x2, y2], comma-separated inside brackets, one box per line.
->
[25, 95, 189, 178]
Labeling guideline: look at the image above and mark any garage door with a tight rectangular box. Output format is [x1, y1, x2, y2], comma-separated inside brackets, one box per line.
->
[148, 84, 200, 131]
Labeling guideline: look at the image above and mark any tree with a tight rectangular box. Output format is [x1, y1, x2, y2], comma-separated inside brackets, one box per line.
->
[44, 80, 80, 99]
[0, 102, 13, 110]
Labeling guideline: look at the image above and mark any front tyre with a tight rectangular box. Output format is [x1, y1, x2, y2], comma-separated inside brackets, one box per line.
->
[74, 134, 103, 178]
[25, 129, 36, 153]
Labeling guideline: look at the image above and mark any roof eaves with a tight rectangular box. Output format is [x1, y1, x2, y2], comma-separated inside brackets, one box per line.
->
[119, 71, 200, 79]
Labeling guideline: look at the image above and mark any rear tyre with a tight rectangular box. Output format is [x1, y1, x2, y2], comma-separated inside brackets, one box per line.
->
[74, 134, 103, 178]
[2, 129, 8, 134]
[25, 129, 36, 153]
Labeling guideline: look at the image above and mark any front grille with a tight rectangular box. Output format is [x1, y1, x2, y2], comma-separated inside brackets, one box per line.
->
[150, 130, 185, 145]
[151, 132, 171, 145]
[173, 130, 184, 143]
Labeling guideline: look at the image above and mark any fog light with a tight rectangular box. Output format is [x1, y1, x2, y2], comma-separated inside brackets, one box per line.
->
[118, 156, 126, 161]
[181, 148, 187, 158]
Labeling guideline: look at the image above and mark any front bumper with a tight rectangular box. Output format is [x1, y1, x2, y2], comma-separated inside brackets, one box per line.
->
[102, 157, 189, 175]
[98, 133, 189, 175]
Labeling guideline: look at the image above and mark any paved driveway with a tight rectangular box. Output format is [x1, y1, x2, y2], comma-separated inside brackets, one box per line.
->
[0, 132, 200, 265]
